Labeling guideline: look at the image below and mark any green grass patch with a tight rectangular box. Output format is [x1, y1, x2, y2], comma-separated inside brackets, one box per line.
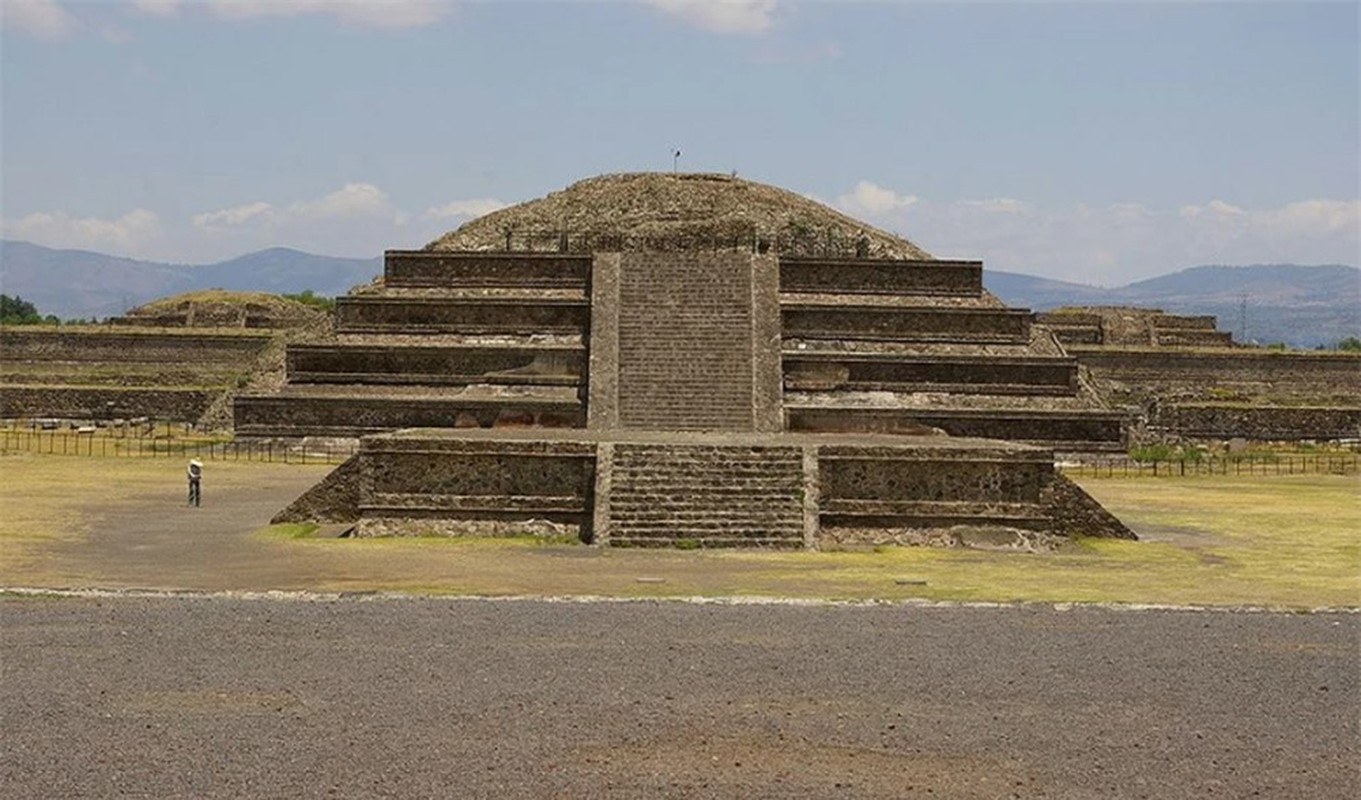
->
[256, 523, 320, 540]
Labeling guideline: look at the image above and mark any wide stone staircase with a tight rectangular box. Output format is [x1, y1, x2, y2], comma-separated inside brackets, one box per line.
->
[234, 251, 591, 437]
[602, 443, 806, 548]
[778, 256, 1126, 452]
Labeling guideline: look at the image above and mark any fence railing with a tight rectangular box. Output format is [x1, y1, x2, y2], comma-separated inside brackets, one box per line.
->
[0, 430, 355, 465]
[1063, 454, 1359, 479]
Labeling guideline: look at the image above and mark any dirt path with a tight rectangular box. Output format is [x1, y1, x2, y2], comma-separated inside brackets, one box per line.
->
[41, 460, 335, 590]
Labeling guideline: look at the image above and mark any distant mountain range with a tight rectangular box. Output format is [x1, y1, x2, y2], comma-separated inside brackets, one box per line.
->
[0, 240, 380, 321]
[984, 264, 1359, 347]
[1, 240, 1356, 347]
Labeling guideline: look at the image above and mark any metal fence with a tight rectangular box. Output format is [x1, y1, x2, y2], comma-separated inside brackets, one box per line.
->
[0, 429, 355, 465]
[1062, 454, 1359, 479]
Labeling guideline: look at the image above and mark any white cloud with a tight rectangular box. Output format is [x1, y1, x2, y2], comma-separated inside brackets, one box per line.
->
[1180, 198, 1246, 219]
[294, 182, 394, 219]
[422, 198, 508, 221]
[1260, 199, 1360, 237]
[204, 0, 448, 29]
[3, 208, 162, 254]
[130, 0, 179, 16]
[192, 183, 396, 234]
[646, 0, 777, 35]
[1109, 203, 1149, 220]
[833, 181, 1360, 285]
[1, 0, 78, 39]
[837, 180, 919, 215]
[959, 198, 1030, 215]
[191, 201, 279, 232]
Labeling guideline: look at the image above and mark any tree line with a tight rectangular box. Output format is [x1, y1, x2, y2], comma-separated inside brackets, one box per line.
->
[0, 295, 59, 325]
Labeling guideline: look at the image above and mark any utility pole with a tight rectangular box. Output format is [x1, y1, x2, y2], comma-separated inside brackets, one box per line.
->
[1238, 292, 1248, 344]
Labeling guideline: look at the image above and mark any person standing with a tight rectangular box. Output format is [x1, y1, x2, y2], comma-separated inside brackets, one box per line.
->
[187, 459, 203, 507]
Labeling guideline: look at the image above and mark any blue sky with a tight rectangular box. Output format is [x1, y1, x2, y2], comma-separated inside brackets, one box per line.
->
[1, 0, 1357, 285]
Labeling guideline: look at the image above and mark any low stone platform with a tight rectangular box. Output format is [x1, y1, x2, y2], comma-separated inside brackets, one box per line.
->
[310, 428, 1126, 549]
[235, 386, 585, 438]
[784, 404, 1128, 453]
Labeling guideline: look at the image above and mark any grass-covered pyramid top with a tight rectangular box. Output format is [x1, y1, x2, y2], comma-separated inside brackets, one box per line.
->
[426, 172, 933, 259]
[120, 290, 328, 329]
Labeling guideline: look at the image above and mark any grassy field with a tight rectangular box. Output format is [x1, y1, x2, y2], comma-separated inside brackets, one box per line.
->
[1, 451, 1356, 608]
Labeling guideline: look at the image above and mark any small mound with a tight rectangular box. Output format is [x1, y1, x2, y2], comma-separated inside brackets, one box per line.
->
[428, 172, 932, 259]
[117, 290, 328, 330]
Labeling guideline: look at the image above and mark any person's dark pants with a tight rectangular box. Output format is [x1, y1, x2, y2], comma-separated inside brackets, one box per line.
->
[188, 479, 201, 507]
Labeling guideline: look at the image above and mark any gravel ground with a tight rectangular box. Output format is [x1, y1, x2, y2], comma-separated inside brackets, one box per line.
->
[2, 596, 1356, 799]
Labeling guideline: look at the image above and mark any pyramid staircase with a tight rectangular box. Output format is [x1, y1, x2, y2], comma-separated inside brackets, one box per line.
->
[601, 443, 807, 548]
[777, 257, 1126, 452]
[234, 251, 592, 437]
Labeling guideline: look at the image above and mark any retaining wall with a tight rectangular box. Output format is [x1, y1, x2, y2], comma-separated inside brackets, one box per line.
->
[235, 395, 585, 438]
[778, 258, 983, 296]
[1072, 348, 1361, 399]
[384, 251, 591, 290]
[783, 354, 1077, 394]
[357, 436, 596, 537]
[286, 344, 585, 387]
[0, 329, 269, 364]
[786, 407, 1126, 451]
[334, 297, 589, 335]
[782, 306, 1032, 343]
[0, 386, 218, 421]
[1155, 404, 1361, 440]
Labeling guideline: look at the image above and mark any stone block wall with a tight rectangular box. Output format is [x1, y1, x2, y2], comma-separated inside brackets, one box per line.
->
[357, 435, 596, 537]
[1154, 405, 1361, 440]
[0, 329, 269, 365]
[286, 344, 585, 387]
[1072, 349, 1361, 403]
[334, 297, 589, 335]
[778, 258, 983, 296]
[786, 407, 1127, 452]
[816, 444, 1055, 537]
[384, 251, 591, 289]
[782, 306, 1032, 343]
[783, 354, 1077, 394]
[235, 395, 585, 438]
[0, 386, 218, 421]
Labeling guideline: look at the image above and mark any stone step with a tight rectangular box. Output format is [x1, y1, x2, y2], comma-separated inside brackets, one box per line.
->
[610, 507, 805, 518]
[609, 468, 803, 480]
[604, 441, 806, 549]
[611, 522, 804, 534]
[610, 537, 804, 549]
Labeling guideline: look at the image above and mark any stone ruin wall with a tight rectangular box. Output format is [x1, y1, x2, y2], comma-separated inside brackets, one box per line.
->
[0, 385, 220, 421]
[1075, 349, 1361, 405]
[1, 328, 273, 424]
[1, 329, 270, 364]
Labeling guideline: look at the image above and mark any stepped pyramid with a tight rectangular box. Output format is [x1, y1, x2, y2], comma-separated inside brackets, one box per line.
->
[256, 173, 1130, 548]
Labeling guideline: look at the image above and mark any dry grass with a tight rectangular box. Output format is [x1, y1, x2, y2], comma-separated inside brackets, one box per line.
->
[1, 453, 1356, 608]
